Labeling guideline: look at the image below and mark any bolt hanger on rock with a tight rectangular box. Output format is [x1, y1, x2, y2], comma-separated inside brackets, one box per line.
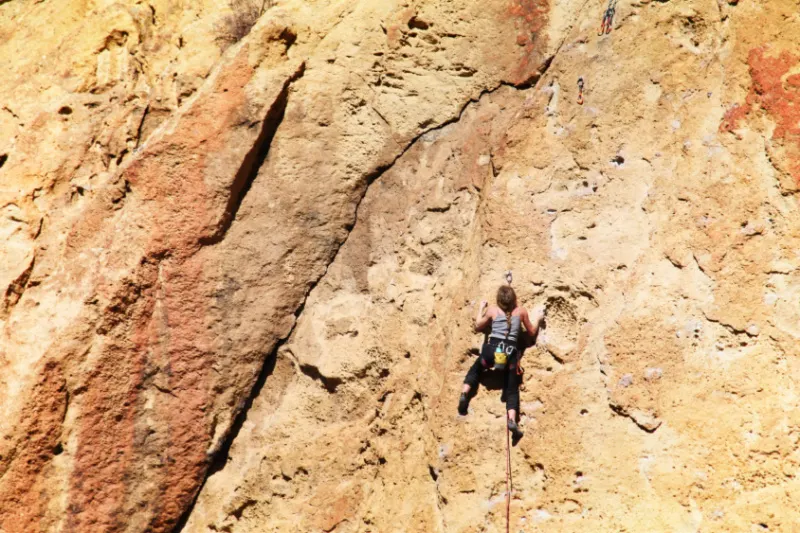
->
[577, 77, 585, 105]
[599, 0, 617, 35]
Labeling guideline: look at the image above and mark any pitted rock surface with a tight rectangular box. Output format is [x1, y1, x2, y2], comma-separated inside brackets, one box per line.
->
[1, 1, 800, 532]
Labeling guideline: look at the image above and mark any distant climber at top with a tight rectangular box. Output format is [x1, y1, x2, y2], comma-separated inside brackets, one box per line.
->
[458, 285, 544, 442]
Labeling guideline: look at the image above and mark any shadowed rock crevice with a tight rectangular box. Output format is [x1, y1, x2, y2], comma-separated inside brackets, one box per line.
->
[299, 364, 343, 393]
[172, 41, 564, 533]
[172, 338, 281, 533]
[505, 51, 556, 90]
[1, 255, 34, 320]
[200, 62, 306, 247]
[608, 402, 662, 433]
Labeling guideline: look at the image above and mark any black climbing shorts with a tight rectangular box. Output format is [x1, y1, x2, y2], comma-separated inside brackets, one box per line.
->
[463, 338, 522, 413]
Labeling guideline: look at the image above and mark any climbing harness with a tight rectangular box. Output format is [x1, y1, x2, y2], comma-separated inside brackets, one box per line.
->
[493, 341, 511, 370]
[598, 0, 617, 35]
[577, 77, 585, 105]
[505, 416, 513, 533]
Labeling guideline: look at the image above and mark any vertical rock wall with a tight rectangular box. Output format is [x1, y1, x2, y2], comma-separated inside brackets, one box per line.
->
[182, 1, 800, 532]
[1, 0, 799, 532]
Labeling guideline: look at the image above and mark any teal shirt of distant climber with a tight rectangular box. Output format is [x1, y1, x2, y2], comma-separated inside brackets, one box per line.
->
[458, 285, 544, 443]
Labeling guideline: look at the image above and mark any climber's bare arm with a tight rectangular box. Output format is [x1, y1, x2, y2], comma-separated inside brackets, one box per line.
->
[474, 301, 494, 332]
[521, 307, 544, 336]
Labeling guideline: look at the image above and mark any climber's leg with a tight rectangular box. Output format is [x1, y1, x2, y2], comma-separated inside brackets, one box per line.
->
[505, 356, 523, 441]
[464, 342, 494, 391]
[505, 369, 520, 415]
[460, 343, 491, 415]
[502, 351, 521, 415]
[459, 357, 482, 415]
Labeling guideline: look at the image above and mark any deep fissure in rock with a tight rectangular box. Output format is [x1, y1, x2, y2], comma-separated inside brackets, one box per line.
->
[172, 67, 309, 533]
[172, 338, 282, 533]
[199, 63, 305, 247]
[171, 47, 561, 532]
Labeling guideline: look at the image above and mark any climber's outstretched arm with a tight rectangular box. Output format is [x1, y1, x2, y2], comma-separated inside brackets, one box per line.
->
[474, 301, 494, 332]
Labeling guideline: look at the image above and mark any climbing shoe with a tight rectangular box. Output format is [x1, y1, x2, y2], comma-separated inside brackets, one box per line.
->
[507, 419, 524, 443]
[458, 393, 470, 416]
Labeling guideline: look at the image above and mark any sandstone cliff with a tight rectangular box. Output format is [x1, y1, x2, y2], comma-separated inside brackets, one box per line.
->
[1, 0, 799, 532]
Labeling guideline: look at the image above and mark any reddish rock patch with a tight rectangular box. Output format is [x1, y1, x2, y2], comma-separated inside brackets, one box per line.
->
[507, 0, 550, 84]
[786, 73, 800, 88]
[720, 46, 800, 184]
[148, 254, 213, 533]
[719, 103, 748, 137]
[66, 44, 260, 532]
[747, 47, 800, 141]
[0, 362, 67, 533]
[65, 331, 150, 532]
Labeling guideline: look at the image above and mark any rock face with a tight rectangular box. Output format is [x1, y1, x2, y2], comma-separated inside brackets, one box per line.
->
[1, 0, 800, 532]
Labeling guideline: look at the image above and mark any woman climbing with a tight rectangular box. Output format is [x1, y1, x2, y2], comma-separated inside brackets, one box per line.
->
[458, 285, 544, 442]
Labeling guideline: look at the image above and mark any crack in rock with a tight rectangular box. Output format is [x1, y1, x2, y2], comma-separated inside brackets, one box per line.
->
[1, 254, 34, 320]
[200, 62, 306, 246]
[171, 44, 562, 533]
[609, 402, 662, 433]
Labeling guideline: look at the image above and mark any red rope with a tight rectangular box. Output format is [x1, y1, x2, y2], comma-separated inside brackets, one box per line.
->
[505, 418, 512, 533]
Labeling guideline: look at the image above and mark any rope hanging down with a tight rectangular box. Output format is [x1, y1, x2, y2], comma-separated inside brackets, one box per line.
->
[599, 0, 617, 35]
[505, 416, 512, 533]
[503, 269, 513, 533]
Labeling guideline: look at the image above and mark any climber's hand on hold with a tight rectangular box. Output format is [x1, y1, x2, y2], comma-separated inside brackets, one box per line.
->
[533, 305, 546, 324]
[474, 301, 492, 332]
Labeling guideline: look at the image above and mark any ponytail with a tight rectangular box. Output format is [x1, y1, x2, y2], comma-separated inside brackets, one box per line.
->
[496, 285, 517, 337]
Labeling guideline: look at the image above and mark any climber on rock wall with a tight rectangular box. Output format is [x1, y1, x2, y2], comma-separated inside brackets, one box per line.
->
[458, 285, 544, 443]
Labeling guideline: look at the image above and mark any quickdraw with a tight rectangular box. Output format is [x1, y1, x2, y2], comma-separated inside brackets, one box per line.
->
[598, 0, 617, 35]
[577, 77, 585, 105]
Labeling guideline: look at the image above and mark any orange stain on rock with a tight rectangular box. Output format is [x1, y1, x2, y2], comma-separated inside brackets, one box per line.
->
[720, 46, 800, 184]
[786, 73, 800, 88]
[67, 44, 258, 533]
[0, 362, 66, 533]
[506, 0, 550, 84]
